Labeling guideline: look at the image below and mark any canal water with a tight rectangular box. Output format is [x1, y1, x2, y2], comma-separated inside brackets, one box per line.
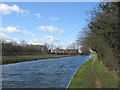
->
[2, 55, 90, 88]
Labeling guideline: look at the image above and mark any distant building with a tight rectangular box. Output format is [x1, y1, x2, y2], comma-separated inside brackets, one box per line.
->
[49, 49, 79, 55]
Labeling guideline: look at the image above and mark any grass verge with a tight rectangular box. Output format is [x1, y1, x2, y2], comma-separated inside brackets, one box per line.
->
[2, 54, 77, 65]
[94, 57, 119, 88]
[68, 56, 119, 88]
[68, 58, 94, 88]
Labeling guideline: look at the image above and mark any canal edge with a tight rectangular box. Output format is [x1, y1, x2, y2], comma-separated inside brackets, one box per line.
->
[66, 56, 91, 89]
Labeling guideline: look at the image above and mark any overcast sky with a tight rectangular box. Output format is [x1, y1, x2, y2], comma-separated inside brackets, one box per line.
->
[0, 2, 99, 48]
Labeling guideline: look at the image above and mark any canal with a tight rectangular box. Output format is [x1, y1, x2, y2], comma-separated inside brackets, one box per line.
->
[2, 55, 90, 88]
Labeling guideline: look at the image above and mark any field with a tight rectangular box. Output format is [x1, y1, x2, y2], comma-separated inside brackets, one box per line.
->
[2, 54, 77, 64]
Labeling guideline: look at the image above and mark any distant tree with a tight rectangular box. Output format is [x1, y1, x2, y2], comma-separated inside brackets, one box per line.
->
[20, 40, 27, 46]
[2, 40, 48, 55]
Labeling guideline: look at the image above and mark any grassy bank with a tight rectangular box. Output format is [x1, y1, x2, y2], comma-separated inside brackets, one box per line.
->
[68, 58, 94, 88]
[94, 57, 119, 88]
[68, 56, 119, 88]
[2, 54, 77, 65]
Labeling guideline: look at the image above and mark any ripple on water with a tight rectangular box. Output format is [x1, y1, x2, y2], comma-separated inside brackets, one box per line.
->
[2, 55, 90, 88]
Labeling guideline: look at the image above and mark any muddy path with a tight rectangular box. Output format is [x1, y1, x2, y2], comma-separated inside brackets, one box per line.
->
[91, 58, 101, 88]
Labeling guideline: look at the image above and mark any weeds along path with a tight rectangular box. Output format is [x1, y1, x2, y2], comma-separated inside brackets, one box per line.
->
[91, 58, 101, 88]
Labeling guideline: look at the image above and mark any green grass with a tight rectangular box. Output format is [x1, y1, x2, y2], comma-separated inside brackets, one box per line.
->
[2, 54, 77, 64]
[94, 58, 119, 88]
[68, 58, 94, 88]
[68, 56, 119, 88]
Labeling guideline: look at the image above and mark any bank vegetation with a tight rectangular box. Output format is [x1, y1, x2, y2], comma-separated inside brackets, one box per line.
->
[78, 2, 119, 76]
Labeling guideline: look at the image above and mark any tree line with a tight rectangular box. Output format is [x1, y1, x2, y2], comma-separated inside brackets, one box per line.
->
[79, 2, 119, 74]
[1, 41, 48, 56]
[1, 39, 82, 56]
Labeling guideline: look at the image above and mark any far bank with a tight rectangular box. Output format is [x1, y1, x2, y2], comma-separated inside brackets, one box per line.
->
[2, 54, 80, 65]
